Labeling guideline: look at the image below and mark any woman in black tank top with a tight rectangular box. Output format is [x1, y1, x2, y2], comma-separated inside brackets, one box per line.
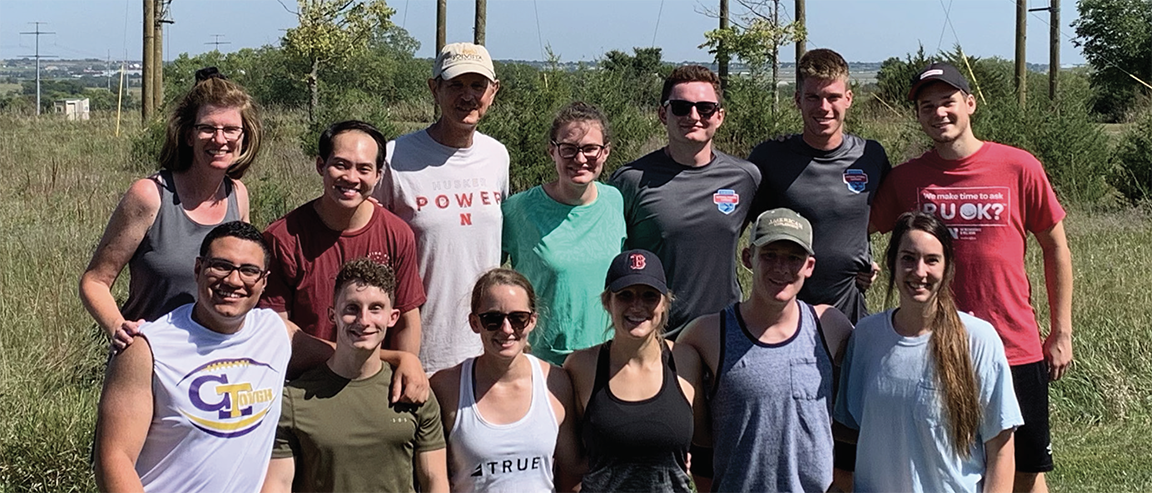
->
[563, 250, 703, 492]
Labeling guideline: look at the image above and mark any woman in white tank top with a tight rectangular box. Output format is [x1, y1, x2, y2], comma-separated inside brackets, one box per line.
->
[430, 269, 581, 492]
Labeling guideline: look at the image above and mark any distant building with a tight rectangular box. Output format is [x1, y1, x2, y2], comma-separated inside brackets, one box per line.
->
[54, 98, 90, 121]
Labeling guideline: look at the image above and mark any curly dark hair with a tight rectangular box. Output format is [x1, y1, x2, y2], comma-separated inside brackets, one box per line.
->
[333, 258, 397, 305]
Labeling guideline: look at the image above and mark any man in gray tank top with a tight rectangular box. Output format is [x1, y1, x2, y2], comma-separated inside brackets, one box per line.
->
[746, 49, 890, 324]
[679, 209, 854, 492]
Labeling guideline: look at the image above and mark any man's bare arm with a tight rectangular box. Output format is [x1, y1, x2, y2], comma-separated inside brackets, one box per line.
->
[259, 457, 295, 493]
[388, 308, 422, 354]
[94, 338, 154, 493]
[1035, 220, 1073, 381]
[415, 449, 449, 493]
[379, 348, 429, 404]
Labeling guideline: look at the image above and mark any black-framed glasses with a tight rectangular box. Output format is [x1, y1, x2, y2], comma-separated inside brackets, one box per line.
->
[193, 124, 244, 140]
[552, 141, 607, 160]
[477, 311, 533, 331]
[200, 257, 266, 283]
[663, 99, 720, 118]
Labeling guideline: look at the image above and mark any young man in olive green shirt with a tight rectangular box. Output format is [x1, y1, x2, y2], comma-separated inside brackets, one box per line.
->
[263, 259, 448, 493]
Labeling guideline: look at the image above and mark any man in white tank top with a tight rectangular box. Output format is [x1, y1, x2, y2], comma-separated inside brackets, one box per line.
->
[93, 222, 332, 493]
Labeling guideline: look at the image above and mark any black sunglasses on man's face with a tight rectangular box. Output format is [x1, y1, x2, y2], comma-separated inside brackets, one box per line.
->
[663, 99, 720, 118]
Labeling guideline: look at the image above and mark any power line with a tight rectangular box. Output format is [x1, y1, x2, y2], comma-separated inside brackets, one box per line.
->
[936, 0, 956, 53]
[651, 0, 666, 48]
[206, 34, 232, 52]
[20, 21, 57, 116]
[532, 0, 545, 62]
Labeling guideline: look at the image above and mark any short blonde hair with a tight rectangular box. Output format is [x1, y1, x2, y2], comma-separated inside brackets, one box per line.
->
[797, 48, 850, 86]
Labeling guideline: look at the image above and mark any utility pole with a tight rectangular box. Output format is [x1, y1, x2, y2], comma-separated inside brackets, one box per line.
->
[206, 34, 232, 52]
[771, 0, 780, 111]
[718, 0, 729, 91]
[1027, 1, 1059, 100]
[155, 0, 172, 111]
[795, 0, 805, 78]
[1027, 0, 1060, 100]
[474, 0, 486, 45]
[1015, 0, 1027, 107]
[1049, 0, 1058, 100]
[20, 22, 56, 116]
[436, 0, 447, 54]
[143, 0, 155, 120]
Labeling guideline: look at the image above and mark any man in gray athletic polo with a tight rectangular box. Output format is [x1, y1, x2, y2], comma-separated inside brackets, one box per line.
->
[747, 48, 890, 323]
[610, 64, 760, 337]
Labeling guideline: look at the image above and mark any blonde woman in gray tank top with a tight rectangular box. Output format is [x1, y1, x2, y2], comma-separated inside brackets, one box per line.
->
[79, 69, 261, 351]
[430, 269, 581, 492]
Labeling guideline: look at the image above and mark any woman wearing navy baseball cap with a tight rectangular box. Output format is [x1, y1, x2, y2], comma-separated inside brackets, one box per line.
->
[563, 249, 704, 492]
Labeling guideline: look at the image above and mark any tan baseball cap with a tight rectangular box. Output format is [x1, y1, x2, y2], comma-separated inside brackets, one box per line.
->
[433, 42, 496, 81]
[751, 208, 815, 255]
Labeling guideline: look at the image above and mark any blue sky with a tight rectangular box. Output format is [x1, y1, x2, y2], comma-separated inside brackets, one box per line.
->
[1, 0, 1085, 65]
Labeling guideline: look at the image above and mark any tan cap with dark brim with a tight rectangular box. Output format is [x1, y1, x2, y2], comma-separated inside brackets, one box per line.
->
[750, 208, 815, 255]
[433, 42, 496, 81]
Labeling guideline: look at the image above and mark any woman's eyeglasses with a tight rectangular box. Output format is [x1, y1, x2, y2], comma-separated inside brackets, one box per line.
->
[552, 141, 606, 160]
[193, 124, 245, 140]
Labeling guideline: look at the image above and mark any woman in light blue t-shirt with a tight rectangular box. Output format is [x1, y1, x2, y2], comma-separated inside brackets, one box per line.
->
[501, 102, 626, 366]
[834, 212, 1022, 492]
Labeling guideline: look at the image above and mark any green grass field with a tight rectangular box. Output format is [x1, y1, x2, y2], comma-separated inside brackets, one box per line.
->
[0, 110, 1149, 491]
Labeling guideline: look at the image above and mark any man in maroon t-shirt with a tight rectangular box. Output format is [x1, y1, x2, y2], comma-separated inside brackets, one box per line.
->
[871, 63, 1073, 493]
[261, 121, 426, 355]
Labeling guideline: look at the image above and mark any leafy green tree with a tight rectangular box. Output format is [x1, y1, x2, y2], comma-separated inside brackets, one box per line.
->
[598, 47, 669, 111]
[700, 0, 805, 109]
[602, 47, 664, 78]
[1073, 0, 1152, 121]
[164, 47, 308, 109]
[1110, 112, 1152, 202]
[875, 46, 935, 108]
[874, 46, 1015, 109]
[280, 0, 396, 122]
[322, 23, 427, 108]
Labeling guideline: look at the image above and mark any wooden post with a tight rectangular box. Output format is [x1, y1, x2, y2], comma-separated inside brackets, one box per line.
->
[771, 0, 780, 111]
[1049, 0, 1059, 100]
[154, 3, 164, 111]
[474, 0, 486, 45]
[436, 0, 447, 54]
[1015, 0, 1027, 107]
[795, 0, 805, 78]
[718, 0, 729, 91]
[143, 0, 155, 121]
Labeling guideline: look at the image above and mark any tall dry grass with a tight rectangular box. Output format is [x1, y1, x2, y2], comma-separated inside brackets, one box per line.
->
[0, 108, 1149, 491]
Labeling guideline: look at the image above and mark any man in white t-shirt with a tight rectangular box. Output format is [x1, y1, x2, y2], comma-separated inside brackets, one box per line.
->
[372, 42, 510, 373]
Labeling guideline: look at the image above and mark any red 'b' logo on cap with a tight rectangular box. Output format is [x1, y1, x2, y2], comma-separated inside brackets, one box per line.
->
[629, 253, 646, 270]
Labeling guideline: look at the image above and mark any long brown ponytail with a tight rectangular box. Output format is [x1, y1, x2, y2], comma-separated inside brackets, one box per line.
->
[885, 212, 982, 457]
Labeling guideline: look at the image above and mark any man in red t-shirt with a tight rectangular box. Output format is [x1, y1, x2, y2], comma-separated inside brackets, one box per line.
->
[261, 121, 426, 355]
[870, 63, 1073, 493]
